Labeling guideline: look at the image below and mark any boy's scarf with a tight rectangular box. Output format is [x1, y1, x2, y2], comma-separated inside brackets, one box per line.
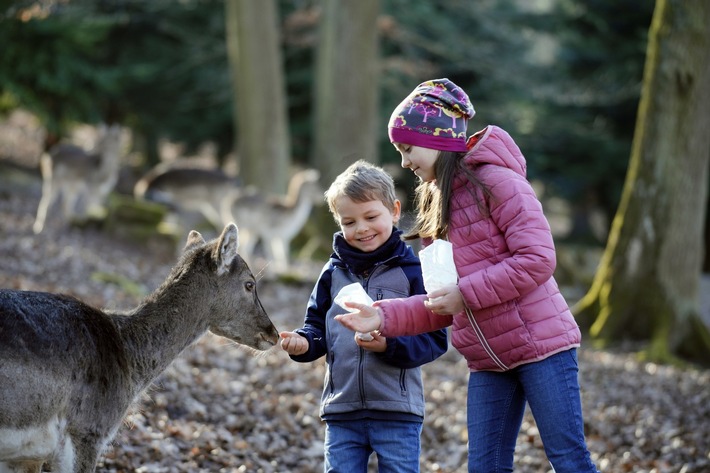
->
[333, 227, 404, 276]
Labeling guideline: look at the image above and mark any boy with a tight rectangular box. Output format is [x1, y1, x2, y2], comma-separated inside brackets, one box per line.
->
[280, 160, 448, 473]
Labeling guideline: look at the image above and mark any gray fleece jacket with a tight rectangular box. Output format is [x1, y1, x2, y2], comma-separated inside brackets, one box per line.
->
[291, 228, 448, 422]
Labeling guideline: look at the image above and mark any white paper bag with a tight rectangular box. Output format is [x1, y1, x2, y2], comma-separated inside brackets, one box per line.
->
[419, 239, 458, 301]
[334, 283, 375, 341]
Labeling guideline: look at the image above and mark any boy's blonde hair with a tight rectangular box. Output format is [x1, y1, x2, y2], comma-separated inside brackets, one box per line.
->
[325, 160, 398, 221]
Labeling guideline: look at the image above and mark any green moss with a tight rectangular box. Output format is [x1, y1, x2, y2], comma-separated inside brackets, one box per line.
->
[91, 272, 147, 298]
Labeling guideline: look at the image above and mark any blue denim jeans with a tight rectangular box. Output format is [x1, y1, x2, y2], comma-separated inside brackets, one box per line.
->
[467, 349, 599, 473]
[324, 419, 423, 473]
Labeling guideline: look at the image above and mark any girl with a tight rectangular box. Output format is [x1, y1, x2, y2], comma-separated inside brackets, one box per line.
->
[336, 79, 600, 473]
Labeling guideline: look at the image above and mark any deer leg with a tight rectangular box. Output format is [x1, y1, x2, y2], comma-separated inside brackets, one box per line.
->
[199, 204, 225, 232]
[61, 185, 80, 224]
[238, 230, 258, 267]
[267, 238, 290, 273]
[33, 178, 55, 234]
[69, 437, 101, 473]
[83, 183, 105, 217]
[49, 433, 77, 473]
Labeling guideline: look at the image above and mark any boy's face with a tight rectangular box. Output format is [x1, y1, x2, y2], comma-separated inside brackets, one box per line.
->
[334, 196, 401, 253]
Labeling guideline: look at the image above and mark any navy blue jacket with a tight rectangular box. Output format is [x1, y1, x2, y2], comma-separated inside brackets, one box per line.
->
[291, 228, 448, 421]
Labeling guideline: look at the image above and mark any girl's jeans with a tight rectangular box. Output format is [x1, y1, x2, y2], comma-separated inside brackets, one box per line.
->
[324, 418, 422, 473]
[467, 348, 599, 473]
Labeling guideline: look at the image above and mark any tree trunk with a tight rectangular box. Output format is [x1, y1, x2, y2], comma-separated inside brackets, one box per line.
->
[312, 0, 381, 185]
[225, 0, 290, 193]
[573, 0, 710, 365]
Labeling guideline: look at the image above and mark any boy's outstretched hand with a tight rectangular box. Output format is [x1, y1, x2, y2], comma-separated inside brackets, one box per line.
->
[280, 331, 309, 355]
[335, 301, 383, 333]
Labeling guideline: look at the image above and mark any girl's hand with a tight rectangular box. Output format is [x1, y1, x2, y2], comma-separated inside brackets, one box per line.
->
[279, 331, 309, 355]
[334, 302, 383, 333]
[355, 331, 386, 352]
[424, 283, 466, 315]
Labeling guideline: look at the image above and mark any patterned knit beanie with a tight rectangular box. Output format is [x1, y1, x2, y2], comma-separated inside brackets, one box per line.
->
[388, 78, 475, 152]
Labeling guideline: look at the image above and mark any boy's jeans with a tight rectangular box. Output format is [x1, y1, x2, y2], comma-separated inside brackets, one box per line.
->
[467, 348, 600, 473]
[324, 418, 422, 473]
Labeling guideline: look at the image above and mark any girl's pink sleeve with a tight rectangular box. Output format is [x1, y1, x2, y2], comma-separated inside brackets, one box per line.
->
[377, 294, 453, 337]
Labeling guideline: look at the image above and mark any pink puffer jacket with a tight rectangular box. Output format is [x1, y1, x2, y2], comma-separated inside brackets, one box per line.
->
[378, 125, 581, 372]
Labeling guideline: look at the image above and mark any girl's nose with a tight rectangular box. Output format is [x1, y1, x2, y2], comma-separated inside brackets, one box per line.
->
[400, 155, 410, 168]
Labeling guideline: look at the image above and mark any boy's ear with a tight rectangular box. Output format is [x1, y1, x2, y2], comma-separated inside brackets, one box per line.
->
[392, 199, 402, 223]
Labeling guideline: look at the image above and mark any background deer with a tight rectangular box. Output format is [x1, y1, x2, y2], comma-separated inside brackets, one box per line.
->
[33, 124, 123, 234]
[221, 168, 323, 274]
[133, 164, 241, 234]
[0, 223, 279, 473]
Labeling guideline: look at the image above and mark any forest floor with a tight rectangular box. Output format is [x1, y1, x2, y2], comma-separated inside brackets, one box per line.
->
[0, 167, 709, 473]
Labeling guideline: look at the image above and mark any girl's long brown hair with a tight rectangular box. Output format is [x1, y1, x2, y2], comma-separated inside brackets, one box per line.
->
[403, 150, 491, 241]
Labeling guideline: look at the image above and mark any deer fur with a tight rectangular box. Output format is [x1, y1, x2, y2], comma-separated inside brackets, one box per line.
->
[0, 223, 279, 473]
[134, 164, 241, 232]
[33, 124, 123, 234]
[220, 169, 323, 273]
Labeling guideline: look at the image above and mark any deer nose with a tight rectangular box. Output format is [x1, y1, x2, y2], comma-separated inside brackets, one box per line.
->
[261, 330, 278, 345]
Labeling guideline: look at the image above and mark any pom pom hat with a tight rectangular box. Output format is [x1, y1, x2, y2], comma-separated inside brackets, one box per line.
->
[388, 78, 475, 152]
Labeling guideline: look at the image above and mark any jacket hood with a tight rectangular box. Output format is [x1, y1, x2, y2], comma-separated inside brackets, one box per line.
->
[464, 125, 527, 178]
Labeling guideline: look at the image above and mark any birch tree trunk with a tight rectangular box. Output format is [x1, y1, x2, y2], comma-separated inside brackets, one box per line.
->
[225, 0, 290, 193]
[574, 0, 710, 365]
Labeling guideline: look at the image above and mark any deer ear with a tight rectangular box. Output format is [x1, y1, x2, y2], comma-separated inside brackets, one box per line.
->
[184, 230, 205, 252]
[215, 223, 239, 275]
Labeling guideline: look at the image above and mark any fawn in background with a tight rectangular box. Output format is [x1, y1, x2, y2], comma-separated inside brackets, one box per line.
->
[133, 163, 242, 233]
[33, 124, 123, 234]
[0, 223, 279, 473]
[221, 168, 323, 274]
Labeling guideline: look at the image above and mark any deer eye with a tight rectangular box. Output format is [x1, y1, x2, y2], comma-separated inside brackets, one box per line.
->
[244, 281, 255, 292]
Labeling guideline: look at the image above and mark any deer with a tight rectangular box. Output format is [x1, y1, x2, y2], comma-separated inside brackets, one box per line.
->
[0, 222, 279, 473]
[134, 164, 241, 233]
[33, 124, 123, 234]
[220, 169, 323, 274]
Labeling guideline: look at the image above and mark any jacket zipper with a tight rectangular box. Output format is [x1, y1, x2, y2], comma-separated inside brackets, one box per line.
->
[357, 270, 390, 406]
[356, 276, 368, 407]
[464, 307, 508, 370]
[328, 352, 335, 394]
[358, 346, 366, 407]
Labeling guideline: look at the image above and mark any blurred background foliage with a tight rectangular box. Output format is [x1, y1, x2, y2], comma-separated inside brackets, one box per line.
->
[0, 0, 654, 244]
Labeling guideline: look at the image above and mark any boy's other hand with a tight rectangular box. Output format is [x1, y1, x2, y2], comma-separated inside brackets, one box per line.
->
[280, 331, 309, 355]
[355, 331, 386, 352]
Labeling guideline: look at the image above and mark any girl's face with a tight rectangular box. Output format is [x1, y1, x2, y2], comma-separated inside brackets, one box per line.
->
[393, 142, 439, 182]
[334, 196, 401, 253]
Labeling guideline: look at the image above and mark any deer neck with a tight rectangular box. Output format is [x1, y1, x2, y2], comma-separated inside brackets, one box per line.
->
[94, 131, 121, 177]
[98, 148, 120, 179]
[115, 283, 211, 392]
[287, 183, 314, 219]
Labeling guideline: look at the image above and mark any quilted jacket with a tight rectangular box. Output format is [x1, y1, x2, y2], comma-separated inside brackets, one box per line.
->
[378, 125, 581, 372]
